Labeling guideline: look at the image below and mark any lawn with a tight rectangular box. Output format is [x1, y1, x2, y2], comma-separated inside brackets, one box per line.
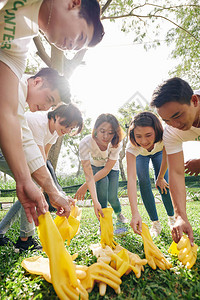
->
[0, 200, 200, 300]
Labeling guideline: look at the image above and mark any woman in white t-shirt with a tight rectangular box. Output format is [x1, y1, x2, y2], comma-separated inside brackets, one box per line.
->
[75, 113, 128, 233]
[126, 111, 175, 238]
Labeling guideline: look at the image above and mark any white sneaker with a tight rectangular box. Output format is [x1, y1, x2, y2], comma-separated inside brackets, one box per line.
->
[150, 220, 162, 238]
[168, 215, 176, 229]
[117, 213, 128, 224]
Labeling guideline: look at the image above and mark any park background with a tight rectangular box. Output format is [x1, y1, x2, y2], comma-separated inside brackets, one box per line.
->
[1, 2, 200, 299]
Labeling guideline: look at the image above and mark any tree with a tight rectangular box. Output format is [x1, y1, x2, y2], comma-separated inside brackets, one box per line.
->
[63, 117, 92, 177]
[101, 0, 200, 86]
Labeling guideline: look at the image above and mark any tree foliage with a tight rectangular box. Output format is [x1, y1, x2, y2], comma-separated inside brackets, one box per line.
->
[100, 0, 200, 85]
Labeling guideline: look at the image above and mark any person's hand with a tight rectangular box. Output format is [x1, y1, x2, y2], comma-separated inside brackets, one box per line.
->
[171, 215, 194, 246]
[74, 184, 88, 201]
[94, 201, 104, 220]
[155, 177, 169, 194]
[49, 191, 75, 218]
[130, 212, 142, 235]
[184, 159, 200, 176]
[16, 179, 48, 226]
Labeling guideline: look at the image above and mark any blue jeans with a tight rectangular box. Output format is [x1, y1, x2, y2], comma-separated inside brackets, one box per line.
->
[92, 165, 121, 214]
[136, 150, 174, 221]
[0, 150, 35, 238]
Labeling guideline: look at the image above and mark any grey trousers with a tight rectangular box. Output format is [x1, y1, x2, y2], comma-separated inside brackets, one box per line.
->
[0, 150, 35, 238]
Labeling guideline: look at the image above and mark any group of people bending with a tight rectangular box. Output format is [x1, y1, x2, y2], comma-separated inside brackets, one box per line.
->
[0, 67, 200, 251]
[0, 0, 199, 251]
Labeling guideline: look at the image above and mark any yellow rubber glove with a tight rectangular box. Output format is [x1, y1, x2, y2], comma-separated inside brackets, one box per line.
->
[177, 235, 198, 269]
[54, 215, 80, 246]
[21, 255, 51, 283]
[80, 261, 122, 293]
[113, 244, 147, 278]
[90, 243, 147, 279]
[168, 241, 180, 255]
[100, 207, 117, 249]
[37, 212, 88, 300]
[141, 223, 172, 270]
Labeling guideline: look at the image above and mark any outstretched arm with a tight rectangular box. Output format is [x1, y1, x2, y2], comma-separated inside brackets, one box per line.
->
[155, 147, 169, 194]
[77, 160, 104, 220]
[75, 159, 116, 200]
[126, 152, 142, 235]
[0, 62, 47, 225]
[168, 151, 194, 245]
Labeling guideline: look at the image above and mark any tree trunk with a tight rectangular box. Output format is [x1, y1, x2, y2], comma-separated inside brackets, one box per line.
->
[76, 160, 82, 177]
[119, 136, 128, 181]
[48, 136, 64, 170]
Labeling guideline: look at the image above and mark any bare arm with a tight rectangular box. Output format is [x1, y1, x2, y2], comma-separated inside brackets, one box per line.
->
[32, 165, 74, 218]
[79, 160, 104, 220]
[75, 159, 116, 199]
[0, 62, 47, 224]
[155, 147, 169, 194]
[168, 151, 194, 245]
[126, 152, 142, 234]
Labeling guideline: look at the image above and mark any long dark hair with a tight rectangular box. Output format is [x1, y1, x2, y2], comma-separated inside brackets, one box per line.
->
[129, 111, 163, 146]
[92, 113, 125, 147]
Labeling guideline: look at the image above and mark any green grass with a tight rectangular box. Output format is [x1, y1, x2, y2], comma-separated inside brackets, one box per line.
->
[0, 201, 200, 300]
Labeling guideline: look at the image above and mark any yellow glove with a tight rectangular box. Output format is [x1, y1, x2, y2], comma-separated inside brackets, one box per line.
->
[80, 261, 122, 294]
[100, 207, 117, 249]
[54, 215, 80, 246]
[113, 245, 147, 278]
[21, 255, 51, 283]
[177, 235, 198, 269]
[141, 223, 172, 270]
[37, 212, 88, 300]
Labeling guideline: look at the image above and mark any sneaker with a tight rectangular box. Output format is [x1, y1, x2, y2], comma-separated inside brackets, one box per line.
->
[15, 236, 42, 251]
[0, 236, 14, 246]
[150, 220, 162, 238]
[117, 213, 128, 224]
[114, 226, 128, 236]
[168, 215, 176, 229]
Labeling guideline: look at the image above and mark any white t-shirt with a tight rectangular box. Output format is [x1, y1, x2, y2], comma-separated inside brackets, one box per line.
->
[25, 110, 58, 147]
[126, 140, 164, 157]
[0, 0, 42, 79]
[163, 124, 200, 155]
[79, 135, 122, 170]
[18, 76, 45, 174]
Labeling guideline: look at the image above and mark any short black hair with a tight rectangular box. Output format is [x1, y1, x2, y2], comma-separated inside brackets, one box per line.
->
[48, 103, 83, 135]
[79, 0, 104, 47]
[30, 68, 71, 104]
[151, 77, 193, 108]
[129, 111, 163, 146]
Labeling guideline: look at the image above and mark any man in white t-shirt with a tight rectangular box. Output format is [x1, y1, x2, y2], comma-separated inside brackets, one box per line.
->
[0, 0, 104, 224]
[0, 67, 75, 250]
[151, 77, 200, 246]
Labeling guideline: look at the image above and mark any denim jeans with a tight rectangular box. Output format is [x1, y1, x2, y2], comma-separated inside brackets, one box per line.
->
[0, 150, 35, 238]
[92, 165, 121, 214]
[136, 150, 174, 222]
